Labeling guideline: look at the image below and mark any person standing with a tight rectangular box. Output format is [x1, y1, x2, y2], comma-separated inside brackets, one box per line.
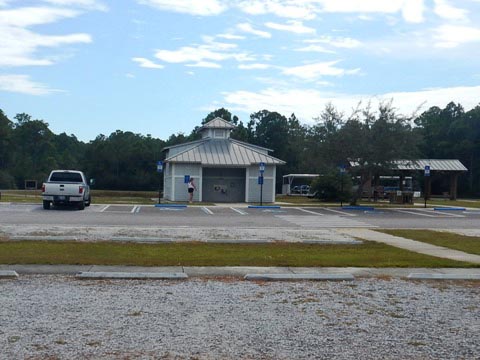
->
[187, 177, 197, 203]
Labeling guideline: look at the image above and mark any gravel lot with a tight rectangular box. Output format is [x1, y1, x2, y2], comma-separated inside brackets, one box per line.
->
[1, 276, 479, 359]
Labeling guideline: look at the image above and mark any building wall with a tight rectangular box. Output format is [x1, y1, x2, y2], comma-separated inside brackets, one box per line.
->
[164, 163, 202, 201]
[246, 165, 275, 203]
[164, 162, 277, 203]
[202, 168, 245, 202]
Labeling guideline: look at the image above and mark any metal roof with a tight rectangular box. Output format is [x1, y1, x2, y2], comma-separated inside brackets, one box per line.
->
[199, 117, 236, 130]
[393, 159, 467, 172]
[165, 138, 285, 166]
[283, 174, 320, 178]
[349, 159, 467, 172]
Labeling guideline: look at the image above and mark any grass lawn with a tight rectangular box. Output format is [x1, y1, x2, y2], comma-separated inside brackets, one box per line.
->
[380, 229, 480, 256]
[416, 199, 480, 209]
[0, 240, 476, 267]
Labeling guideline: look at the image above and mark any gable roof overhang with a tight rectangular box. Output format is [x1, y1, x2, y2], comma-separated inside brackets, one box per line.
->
[165, 138, 285, 166]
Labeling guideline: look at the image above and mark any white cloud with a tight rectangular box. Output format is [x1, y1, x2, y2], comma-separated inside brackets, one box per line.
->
[42, 0, 108, 11]
[0, 6, 94, 67]
[434, 25, 480, 48]
[132, 57, 164, 69]
[237, 23, 271, 38]
[149, 38, 254, 68]
[186, 61, 221, 68]
[238, 63, 273, 70]
[0, 6, 79, 27]
[433, 0, 468, 21]
[318, 0, 426, 23]
[295, 44, 335, 53]
[304, 36, 362, 49]
[138, 0, 226, 16]
[217, 33, 246, 40]
[264, 20, 315, 34]
[236, 1, 317, 19]
[0, 74, 60, 95]
[282, 61, 360, 80]
[221, 85, 480, 123]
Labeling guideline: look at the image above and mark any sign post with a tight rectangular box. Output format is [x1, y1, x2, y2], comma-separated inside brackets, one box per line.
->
[340, 165, 346, 207]
[424, 165, 430, 208]
[157, 161, 163, 204]
[259, 162, 265, 206]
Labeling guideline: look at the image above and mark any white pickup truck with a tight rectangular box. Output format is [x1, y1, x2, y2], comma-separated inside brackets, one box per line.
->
[42, 170, 92, 210]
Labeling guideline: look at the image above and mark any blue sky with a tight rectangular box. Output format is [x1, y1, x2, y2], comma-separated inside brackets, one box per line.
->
[1, 0, 480, 141]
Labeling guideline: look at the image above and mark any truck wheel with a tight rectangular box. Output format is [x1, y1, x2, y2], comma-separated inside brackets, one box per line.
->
[85, 196, 91, 207]
[43, 201, 51, 210]
[77, 201, 85, 210]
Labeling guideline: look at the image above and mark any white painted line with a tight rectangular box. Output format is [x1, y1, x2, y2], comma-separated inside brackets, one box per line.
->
[416, 209, 465, 218]
[295, 207, 323, 216]
[99, 205, 110, 212]
[202, 207, 214, 215]
[131, 205, 138, 214]
[135, 206, 141, 214]
[395, 209, 437, 217]
[230, 207, 248, 215]
[432, 211, 465, 218]
[321, 207, 356, 217]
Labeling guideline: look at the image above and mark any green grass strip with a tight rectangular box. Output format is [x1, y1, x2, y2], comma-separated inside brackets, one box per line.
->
[380, 229, 480, 256]
[0, 240, 476, 267]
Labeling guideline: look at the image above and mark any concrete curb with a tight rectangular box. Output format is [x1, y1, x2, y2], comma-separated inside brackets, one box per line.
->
[75, 272, 188, 280]
[244, 273, 355, 281]
[0, 270, 19, 279]
[407, 273, 480, 280]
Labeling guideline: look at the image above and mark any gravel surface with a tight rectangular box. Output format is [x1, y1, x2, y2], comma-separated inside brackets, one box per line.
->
[0, 224, 357, 243]
[1, 276, 479, 359]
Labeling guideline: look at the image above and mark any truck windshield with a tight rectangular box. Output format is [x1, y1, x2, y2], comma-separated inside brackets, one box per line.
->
[49, 172, 83, 183]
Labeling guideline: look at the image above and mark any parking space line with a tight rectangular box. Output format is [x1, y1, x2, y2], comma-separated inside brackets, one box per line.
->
[322, 207, 356, 217]
[295, 207, 323, 216]
[135, 206, 141, 214]
[201, 207, 214, 215]
[230, 207, 248, 215]
[131, 206, 138, 214]
[432, 210, 465, 218]
[394, 209, 437, 217]
[100, 205, 110, 212]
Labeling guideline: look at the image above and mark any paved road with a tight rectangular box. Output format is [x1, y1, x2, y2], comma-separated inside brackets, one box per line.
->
[1, 203, 479, 230]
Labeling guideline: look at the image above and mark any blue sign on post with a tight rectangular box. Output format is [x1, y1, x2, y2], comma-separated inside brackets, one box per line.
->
[156, 161, 163, 173]
[259, 162, 265, 173]
[258, 176, 264, 185]
[184, 175, 190, 183]
[424, 165, 430, 177]
[340, 164, 346, 173]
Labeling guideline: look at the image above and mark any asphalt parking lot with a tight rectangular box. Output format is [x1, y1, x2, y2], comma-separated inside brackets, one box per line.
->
[1, 203, 479, 230]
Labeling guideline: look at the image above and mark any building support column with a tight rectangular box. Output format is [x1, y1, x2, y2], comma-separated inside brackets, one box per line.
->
[450, 173, 458, 200]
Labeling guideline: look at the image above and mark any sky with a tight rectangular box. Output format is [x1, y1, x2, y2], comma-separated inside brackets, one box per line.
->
[1, 0, 480, 142]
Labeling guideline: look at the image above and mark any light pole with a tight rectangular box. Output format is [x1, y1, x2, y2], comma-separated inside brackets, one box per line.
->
[340, 165, 346, 207]
[259, 162, 265, 206]
[424, 165, 430, 208]
[157, 161, 163, 204]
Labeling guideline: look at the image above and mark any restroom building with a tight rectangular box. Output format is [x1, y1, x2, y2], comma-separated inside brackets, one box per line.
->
[162, 117, 285, 203]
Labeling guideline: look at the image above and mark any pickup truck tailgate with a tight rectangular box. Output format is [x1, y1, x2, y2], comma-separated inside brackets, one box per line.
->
[43, 183, 84, 196]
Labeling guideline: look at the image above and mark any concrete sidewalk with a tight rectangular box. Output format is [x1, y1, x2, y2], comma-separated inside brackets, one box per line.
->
[339, 229, 480, 265]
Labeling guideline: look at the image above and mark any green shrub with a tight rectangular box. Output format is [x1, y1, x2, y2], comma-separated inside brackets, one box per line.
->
[311, 169, 352, 202]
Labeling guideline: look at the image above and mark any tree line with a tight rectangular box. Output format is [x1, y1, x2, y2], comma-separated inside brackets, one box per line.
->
[0, 101, 479, 197]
